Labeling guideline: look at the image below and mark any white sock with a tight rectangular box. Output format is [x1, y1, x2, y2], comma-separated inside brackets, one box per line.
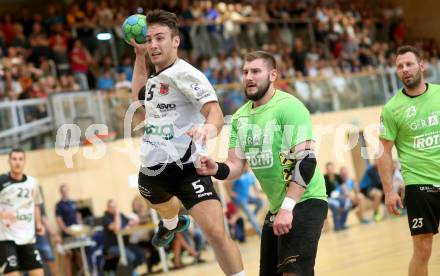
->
[231, 271, 245, 276]
[162, 215, 178, 230]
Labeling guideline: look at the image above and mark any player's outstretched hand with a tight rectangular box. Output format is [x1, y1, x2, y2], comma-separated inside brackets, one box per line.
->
[385, 191, 403, 216]
[273, 209, 293, 236]
[130, 39, 148, 56]
[196, 156, 218, 176]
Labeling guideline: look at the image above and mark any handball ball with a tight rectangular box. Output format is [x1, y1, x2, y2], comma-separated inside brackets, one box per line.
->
[122, 14, 147, 44]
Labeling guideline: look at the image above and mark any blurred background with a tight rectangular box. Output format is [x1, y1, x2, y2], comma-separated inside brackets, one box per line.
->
[0, 0, 440, 275]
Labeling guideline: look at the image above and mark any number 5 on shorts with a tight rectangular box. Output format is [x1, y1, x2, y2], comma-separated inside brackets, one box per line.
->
[192, 180, 205, 194]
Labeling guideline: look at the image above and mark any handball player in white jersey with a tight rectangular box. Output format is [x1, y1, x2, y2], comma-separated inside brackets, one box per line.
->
[130, 9, 244, 275]
[0, 148, 45, 276]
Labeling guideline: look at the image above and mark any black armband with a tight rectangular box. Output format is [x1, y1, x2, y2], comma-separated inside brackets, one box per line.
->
[214, 162, 230, 180]
[291, 149, 317, 188]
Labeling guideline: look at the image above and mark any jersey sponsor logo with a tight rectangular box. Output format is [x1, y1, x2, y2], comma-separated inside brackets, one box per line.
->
[190, 83, 210, 100]
[156, 103, 176, 112]
[145, 124, 174, 140]
[159, 83, 169, 95]
[246, 133, 261, 146]
[409, 114, 439, 131]
[237, 120, 277, 149]
[413, 131, 440, 150]
[246, 151, 273, 169]
[405, 106, 417, 118]
[16, 212, 33, 223]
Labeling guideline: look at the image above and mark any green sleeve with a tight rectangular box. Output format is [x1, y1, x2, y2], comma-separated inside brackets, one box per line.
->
[280, 99, 314, 147]
[379, 107, 397, 141]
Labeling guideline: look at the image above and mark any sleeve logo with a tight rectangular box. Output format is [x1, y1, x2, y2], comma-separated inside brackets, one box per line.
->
[379, 115, 386, 135]
[190, 83, 210, 100]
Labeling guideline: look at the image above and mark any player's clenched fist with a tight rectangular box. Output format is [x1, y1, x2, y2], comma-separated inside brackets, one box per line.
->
[196, 156, 218, 176]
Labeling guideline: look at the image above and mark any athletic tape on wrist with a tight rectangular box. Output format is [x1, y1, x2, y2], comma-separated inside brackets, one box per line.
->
[280, 197, 296, 212]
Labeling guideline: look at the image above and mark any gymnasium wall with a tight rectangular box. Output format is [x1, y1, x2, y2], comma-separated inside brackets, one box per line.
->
[388, 0, 440, 41]
[0, 106, 382, 225]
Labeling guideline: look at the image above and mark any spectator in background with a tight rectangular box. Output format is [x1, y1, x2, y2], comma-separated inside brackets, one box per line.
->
[225, 201, 246, 243]
[1, 13, 14, 46]
[229, 165, 263, 236]
[55, 183, 82, 276]
[49, 23, 70, 75]
[44, 4, 65, 32]
[102, 199, 145, 269]
[117, 56, 133, 81]
[11, 23, 29, 51]
[291, 38, 307, 76]
[70, 39, 92, 90]
[59, 74, 80, 91]
[130, 196, 159, 273]
[66, 3, 85, 26]
[340, 166, 370, 224]
[324, 162, 342, 197]
[324, 162, 351, 231]
[115, 72, 131, 91]
[96, 0, 114, 29]
[360, 162, 384, 222]
[29, 22, 51, 66]
[97, 69, 114, 91]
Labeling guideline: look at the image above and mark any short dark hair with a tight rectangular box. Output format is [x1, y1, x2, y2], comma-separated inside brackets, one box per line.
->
[244, 51, 277, 70]
[396, 45, 422, 61]
[146, 9, 179, 37]
[9, 148, 25, 158]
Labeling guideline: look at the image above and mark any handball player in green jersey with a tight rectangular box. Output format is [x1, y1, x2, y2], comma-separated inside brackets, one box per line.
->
[198, 51, 328, 276]
[378, 45, 440, 276]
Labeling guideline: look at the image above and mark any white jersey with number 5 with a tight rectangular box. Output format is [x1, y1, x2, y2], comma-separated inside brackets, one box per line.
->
[0, 174, 42, 245]
[140, 58, 218, 167]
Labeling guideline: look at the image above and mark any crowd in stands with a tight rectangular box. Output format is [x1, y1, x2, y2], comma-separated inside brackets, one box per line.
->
[1, 0, 438, 104]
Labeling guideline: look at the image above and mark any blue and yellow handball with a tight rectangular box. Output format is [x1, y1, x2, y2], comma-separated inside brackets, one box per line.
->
[122, 14, 147, 44]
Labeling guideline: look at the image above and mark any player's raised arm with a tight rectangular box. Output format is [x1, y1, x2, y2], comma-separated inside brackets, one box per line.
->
[131, 39, 149, 102]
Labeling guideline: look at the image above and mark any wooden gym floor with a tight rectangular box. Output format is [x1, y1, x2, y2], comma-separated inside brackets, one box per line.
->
[162, 216, 440, 276]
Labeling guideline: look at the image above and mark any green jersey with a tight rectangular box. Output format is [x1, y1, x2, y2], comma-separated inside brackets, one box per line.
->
[229, 90, 327, 213]
[380, 83, 440, 185]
